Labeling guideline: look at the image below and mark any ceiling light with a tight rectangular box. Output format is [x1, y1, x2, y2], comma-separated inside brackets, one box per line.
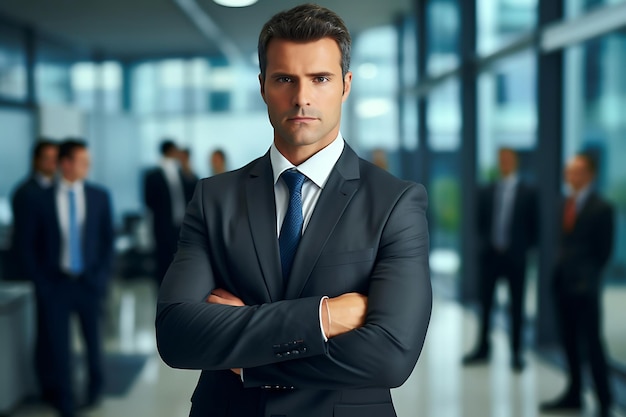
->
[213, 0, 258, 7]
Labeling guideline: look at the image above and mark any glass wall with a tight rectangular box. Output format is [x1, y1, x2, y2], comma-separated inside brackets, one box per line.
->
[0, 22, 27, 101]
[34, 38, 75, 104]
[426, 0, 460, 75]
[351, 26, 400, 174]
[477, 0, 537, 55]
[0, 108, 34, 274]
[427, 78, 462, 295]
[563, 31, 626, 367]
[566, 0, 626, 17]
[477, 50, 537, 183]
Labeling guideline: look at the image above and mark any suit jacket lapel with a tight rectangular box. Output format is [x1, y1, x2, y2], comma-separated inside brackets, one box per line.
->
[284, 145, 361, 299]
[246, 153, 283, 301]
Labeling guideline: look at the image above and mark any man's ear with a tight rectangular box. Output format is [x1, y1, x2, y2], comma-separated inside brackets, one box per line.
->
[259, 74, 266, 102]
[342, 71, 352, 101]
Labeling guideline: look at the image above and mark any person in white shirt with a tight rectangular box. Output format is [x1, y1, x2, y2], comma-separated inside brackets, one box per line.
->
[143, 140, 195, 285]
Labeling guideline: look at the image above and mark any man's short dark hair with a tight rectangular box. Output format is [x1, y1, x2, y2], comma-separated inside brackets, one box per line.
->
[32, 139, 57, 160]
[160, 140, 177, 156]
[577, 152, 598, 175]
[212, 149, 226, 160]
[58, 139, 87, 161]
[258, 3, 351, 80]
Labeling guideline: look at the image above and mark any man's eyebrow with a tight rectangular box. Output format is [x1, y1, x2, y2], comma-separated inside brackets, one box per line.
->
[268, 71, 337, 78]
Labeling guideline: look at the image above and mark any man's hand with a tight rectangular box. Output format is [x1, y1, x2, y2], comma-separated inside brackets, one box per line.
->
[322, 292, 368, 338]
[206, 288, 245, 306]
[206, 289, 244, 376]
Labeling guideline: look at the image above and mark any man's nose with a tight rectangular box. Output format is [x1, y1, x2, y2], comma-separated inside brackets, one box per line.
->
[292, 82, 312, 107]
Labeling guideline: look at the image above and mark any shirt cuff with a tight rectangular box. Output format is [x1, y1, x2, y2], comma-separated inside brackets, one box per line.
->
[240, 368, 244, 382]
[319, 296, 329, 342]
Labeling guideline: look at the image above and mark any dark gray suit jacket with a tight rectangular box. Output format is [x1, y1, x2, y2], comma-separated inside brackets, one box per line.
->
[156, 144, 432, 417]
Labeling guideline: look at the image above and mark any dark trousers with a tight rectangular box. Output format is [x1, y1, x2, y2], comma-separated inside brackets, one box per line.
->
[554, 287, 612, 407]
[36, 278, 104, 415]
[477, 248, 526, 358]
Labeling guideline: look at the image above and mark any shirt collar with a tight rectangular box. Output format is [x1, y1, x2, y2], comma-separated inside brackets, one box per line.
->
[34, 172, 54, 188]
[573, 183, 593, 206]
[161, 157, 180, 171]
[58, 177, 84, 192]
[500, 173, 519, 186]
[270, 133, 345, 189]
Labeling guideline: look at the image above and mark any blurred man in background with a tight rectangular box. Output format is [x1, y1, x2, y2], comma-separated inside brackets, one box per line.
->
[10, 139, 58, 281]
[209, 148, 227, 176]
[17, 139, 114, 417]
[541, 153, 614, 417]
[143, 140, 194, 285]
[464, 147, 537, 371]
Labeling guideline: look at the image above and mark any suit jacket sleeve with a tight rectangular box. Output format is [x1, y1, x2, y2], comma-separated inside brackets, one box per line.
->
[90, 188, 115, 293]
[156, 180, 431, 390]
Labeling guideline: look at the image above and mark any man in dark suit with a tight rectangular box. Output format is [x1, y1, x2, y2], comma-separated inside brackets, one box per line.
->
[10, 139, 58, 281]
[18, 140, 114, 417]
[209, 148, 227, 176]
[541, 153, 614, 417]
[143, 140, 194, 285]
[156, 4, 432, 417]
[463, 148, 537, 371]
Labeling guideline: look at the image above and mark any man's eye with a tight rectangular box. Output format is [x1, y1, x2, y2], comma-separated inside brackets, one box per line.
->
[276, 77, 292, 83]
[315, 77, 329, 83]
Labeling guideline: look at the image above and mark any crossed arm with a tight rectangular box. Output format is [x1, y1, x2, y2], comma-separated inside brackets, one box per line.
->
[208, 289, 368, 375]
[156, 181, 431, 389]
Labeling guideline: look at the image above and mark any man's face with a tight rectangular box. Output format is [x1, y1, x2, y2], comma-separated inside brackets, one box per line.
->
[211, 153, 225, 174]
[498, 149, 517, 177]
[260, 37, 352, 164]
[61, 148, 90, 182]
[565, 156, 593, 192]
[36, 145, 58, 177]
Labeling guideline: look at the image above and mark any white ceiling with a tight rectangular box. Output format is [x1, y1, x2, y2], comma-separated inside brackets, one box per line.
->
[0, 0, 414, 62]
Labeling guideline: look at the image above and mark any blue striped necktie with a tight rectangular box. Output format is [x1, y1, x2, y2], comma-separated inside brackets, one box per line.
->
[279, 170, 305, 280]
[68, 189, 84, 275]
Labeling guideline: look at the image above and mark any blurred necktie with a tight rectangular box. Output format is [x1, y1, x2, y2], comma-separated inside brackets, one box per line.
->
[279, 170, 305, 281]
[68, 189, 84, 274]
[563, 196, 576, 233]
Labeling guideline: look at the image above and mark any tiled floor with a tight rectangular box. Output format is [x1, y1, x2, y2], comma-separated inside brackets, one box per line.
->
[7, 278, 625, 417]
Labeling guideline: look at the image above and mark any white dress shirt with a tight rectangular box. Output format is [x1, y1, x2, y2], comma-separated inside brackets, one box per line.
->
[35, 172, 54, 189]
[160, 157, 186, 226]
[270, 134, 345, 236]
[570, 183, 592, 212]
[56, 179, 86, 274]
[492, 173, 518, 250]
[269, 133, 345, 344]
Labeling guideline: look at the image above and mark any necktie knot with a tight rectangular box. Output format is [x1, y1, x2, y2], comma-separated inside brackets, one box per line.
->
[282, 170, 305, 197]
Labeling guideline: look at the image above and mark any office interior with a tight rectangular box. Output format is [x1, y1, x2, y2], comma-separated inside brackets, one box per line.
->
[0, 0, 625, 416]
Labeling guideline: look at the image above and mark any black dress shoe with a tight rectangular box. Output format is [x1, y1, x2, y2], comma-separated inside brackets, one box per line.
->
[462, 349, 489, 365]
[540, 394, 582, 412]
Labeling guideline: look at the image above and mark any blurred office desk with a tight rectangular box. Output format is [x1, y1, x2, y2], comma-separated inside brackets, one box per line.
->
[0, 282, 36, 415]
